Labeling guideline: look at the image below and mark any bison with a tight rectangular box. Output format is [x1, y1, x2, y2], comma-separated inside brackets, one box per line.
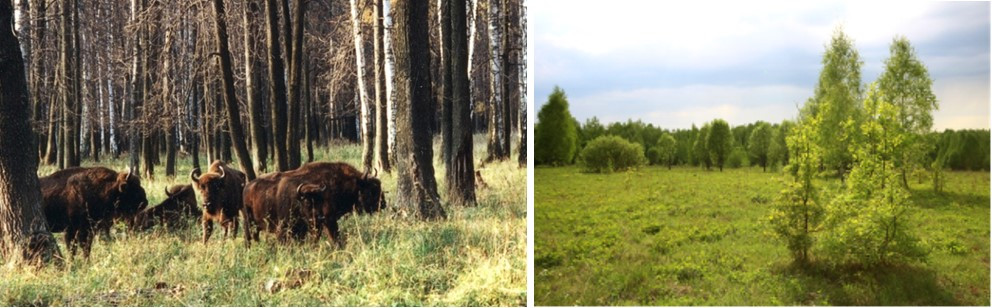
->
[40, 167, 148, 257]
[190, 160, 246, 244]
[130, 184, 200, 232]
[243, 173, 326, 244]
[243, 162, 385, 247]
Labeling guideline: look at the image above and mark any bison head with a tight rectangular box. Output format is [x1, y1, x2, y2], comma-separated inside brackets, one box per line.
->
[130, 185, 196, 232]
[191, 167, 228, 214]
[114, 168, 148, 217]
[357, 170, 386, 214]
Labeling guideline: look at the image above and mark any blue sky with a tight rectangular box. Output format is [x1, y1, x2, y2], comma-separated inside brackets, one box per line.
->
[532, 1, 990, 130]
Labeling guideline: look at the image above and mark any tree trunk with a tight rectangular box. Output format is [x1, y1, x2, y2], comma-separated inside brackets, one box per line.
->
[391, 0, 445, 220]
[439, 0, 452, 167]
[30, 0, 46, 160]
[211, 0, 256, 180]
[59, 0, 76, 169]
[244, 0, 268, 174]
[447, 0, 476, 206]
[500, 0, 519, 159]
[351, 0, 374, 172]
[0, 0, 61, 264]
[373, 0, 390, 173]
[487, 0, 504, 160]
[127, 0, 143, 171]
[265, 0, 288, 171]
[163, 29, 176, 177]
[286, 0, 304, 169]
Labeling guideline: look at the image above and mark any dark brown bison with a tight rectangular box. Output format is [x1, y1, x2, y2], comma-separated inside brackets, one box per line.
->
[190, 160, 246, 244]
[130, 184, 200, 232]
[40, 167, 148, 257]
[243, 172, 326, 245]
[243, 162, 386, 247]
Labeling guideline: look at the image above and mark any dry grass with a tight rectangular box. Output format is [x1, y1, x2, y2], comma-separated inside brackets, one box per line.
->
[1, 135, 526, 306]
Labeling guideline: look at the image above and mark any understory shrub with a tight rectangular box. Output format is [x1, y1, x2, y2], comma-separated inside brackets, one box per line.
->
[579, 135, 647, 173]
[726, 146, 749, 168]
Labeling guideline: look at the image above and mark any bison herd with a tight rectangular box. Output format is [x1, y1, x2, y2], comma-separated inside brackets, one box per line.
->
[38, 160, 386, 258]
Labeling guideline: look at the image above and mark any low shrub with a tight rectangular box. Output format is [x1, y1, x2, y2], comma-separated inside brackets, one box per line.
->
[579, 135, 647, 173]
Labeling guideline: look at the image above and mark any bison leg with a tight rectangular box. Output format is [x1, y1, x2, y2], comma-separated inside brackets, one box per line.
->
[79, 227, 93, 258]
[328, 220, 344, 248]
[65, 225, 78, 258]
[202, 219, 214, 244]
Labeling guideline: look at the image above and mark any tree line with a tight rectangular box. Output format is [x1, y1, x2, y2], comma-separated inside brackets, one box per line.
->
[10, 0, 526, 178]
[0, 0, 527, 264]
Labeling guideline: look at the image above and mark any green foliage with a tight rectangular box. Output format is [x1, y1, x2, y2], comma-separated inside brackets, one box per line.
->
[656, 133, 677, 169]
[536, 86, 578, 165]
[579, 135, 647, 173]
[748, 122, 773, 171]
[726, 147, 749, 169]
[804, 28, 864, 178]
[706, 119, 732, 171]
[878, 37, 939, 188]
[694, 123, 711, 169]
[578, 117, 606, 151]
[931, 129, 991, 171]
[769, 117, 824, 264]
[822, 84, 926, 267]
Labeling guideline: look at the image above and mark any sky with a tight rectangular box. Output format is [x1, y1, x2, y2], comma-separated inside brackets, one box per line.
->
[532, 1, 991, 130]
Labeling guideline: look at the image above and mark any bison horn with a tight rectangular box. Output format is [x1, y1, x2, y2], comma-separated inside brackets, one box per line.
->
[373, 168, 378, 178]
[296, 183, 306, 196]
[164, 187, 172, 198]
[218, 167, 226, 179]
[126, 167, 133, 181]
[320, 184, 327, 192]
[190, 168, 201, 182]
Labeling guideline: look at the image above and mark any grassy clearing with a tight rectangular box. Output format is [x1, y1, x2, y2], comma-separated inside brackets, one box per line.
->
[1, 135, 526, 306]
[535, 165, 989, 305]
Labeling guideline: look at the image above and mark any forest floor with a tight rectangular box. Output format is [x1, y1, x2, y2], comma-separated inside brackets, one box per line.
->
[0, 135, 526, 306]
[535, 165, 989, 305]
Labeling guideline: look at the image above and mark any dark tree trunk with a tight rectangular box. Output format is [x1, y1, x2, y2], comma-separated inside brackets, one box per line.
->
[286, 0, 304, 170]
[392, 0, 445, 220]
[500, 0, 519, 160]
[373, 0, 390, 173]
[211, 0, 256, 180]
[190, 72, 201, 171]
[439, 0, 452, 166]
[244, 0, 268, 174]
[0, 0, 61, 264]
[265, 0, 289, 171]
[447, 0, 476, 206]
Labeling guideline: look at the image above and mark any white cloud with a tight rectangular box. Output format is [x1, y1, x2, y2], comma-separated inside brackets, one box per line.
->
[534, 1, 990, 129]
[569, 84, 809, 129]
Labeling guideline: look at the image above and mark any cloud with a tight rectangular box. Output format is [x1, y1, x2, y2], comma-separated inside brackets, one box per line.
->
[534, 1, 991, 129]
[568, 85, 809, 129]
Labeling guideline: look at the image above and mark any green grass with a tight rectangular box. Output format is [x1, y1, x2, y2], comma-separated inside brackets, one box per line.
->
[0, 135, 526, 306]
[535, 165, 989, 305]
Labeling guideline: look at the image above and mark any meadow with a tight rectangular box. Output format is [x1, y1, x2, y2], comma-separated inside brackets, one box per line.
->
[0, 135, 526, 306]
[535, 166, 989, 305]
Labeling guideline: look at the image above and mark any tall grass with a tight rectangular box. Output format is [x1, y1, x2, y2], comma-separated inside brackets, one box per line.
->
[536, 165, 989, 305]
[1, 134, 526, 306]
